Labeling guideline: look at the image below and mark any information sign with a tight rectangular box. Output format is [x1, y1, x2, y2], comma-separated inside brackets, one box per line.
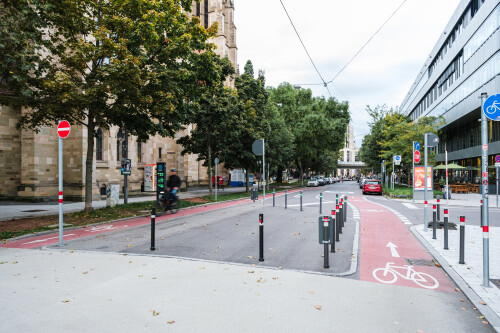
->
[483, 94, 500, 121]
[414, 151, 421, 164]
[414, 166, 433, 191]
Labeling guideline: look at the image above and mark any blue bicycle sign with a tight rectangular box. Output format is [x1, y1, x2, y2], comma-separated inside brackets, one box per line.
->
[483, 94, 500, 121]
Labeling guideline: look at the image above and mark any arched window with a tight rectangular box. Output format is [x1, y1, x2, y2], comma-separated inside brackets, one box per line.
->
[96, 129, 103, 161]
[117, 128, 128, 161]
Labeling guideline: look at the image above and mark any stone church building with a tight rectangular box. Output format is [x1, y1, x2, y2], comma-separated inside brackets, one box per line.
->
[0, 0, 237, 202]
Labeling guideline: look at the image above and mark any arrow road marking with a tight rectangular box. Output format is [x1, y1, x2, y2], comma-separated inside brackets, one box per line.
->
[386, 242, 400, 257]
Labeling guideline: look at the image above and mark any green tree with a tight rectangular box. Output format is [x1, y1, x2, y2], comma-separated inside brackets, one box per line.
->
[1, 0, 218, 210]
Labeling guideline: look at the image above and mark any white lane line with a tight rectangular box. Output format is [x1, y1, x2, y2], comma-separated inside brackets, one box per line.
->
[402, 203, 419, 209]
[362, 197, 413, 225]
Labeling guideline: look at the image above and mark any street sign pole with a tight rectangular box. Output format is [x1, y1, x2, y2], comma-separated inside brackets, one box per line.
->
[392, 156, 394, 190]
[424, 134, 428, 232]
[446, 145, 449, 208]
[215, 158, 218, 202]
[58, 121, 63, 247]
[262, 139, 265, 206]
[496, 166, 498, 208]
[480, 92, 490, 288]
[412, 141, 415, 203]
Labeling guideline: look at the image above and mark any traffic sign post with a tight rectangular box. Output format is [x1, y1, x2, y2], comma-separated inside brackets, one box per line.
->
[214, 157, 219, 202]
[496, 155, 500, 208]
[481, 93, 490, 287]
[57, 120, 71, 247]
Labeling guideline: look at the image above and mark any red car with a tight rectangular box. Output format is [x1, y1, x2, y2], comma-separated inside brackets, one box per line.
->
[363, 180, 382, 195]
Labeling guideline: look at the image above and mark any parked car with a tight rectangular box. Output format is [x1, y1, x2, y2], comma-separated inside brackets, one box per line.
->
[359, 178, 366, 189]
[317, 176, 326, 186]
[363, 180, 382, 195]
[308, 177, 319, 187]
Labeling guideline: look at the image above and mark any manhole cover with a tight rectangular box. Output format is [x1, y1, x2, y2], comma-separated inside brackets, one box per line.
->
[491, 279, 500, 289]
[406, 258, 435, 266]
[22, 209, 47, 213]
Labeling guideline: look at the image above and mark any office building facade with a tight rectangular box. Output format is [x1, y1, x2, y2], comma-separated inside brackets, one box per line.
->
[400, 0, 500, 183]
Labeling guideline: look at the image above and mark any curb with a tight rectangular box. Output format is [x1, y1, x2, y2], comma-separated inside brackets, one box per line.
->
[410, 225, 500, 332]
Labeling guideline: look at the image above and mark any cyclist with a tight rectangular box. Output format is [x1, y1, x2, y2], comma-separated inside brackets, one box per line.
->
[167, 168, 181, 203]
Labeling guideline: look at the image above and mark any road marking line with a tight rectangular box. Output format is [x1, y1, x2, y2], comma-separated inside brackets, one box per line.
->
[402, 203, 419, 209]
[363, 197, 413, 225]
[22, 234, 76, 245]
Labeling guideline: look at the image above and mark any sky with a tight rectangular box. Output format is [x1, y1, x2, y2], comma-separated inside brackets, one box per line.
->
[234, 0, 462, 146]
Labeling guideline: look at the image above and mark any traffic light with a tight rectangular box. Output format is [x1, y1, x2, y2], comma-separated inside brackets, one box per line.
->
[156, 162, 167, 200]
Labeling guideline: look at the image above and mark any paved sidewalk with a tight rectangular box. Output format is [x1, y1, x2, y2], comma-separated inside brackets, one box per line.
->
[413, 224, 500, 331]
[394, 192, 500, 208]
[0, 186, 248, 221]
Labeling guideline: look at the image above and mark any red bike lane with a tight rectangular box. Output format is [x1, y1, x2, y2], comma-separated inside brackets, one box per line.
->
[1, 189, 307, 250]
[349, 196, 455, 292]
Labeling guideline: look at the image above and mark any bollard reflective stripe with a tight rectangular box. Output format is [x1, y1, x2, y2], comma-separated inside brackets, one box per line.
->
[323, 217, 329, 227]
[483, 226, 489, 238]
[151, 215, 155, 219]
[424, 200, 428, 206]
[433, 205, 436, 211]
[460, 216, 465, 227]
[444, 209, 448, 217]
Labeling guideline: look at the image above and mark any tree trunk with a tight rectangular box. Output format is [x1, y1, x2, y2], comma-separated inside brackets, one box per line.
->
[85, 117, 95, 211]
[208, 144, 213, 195]
[245, 168, 250, 193]
[276, 166, 283, 183]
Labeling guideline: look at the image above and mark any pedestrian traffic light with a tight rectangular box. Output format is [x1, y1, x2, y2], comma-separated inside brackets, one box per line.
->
[156, 162, 167, 200]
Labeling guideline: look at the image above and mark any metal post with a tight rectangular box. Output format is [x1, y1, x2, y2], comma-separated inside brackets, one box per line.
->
[323, 216, 329, 269]
[150, 207, 156, 251]
[335, 204, 340, 241]
[124, 174, 128, 204]
[444, 208, 449, 250]
[459, 216, 465, 264]
[480, 92, 490, 287]
[259, 213, 264, 261]
[345, 196, 348, 223]
[215, 160, 218, 202]
[437, 198, 441, 222]
[412, 141, 415, 203]
[342, 197, 346, 227]
[392, 157, 395, 190]
[331, 210, 336, 253]
[262, 139, 265, 206]
[497, 166, 499, 208]
[320, 193, 322, 214]
[273, 189, 275, 207]
[480, 200, 483, 227]
[339, 200, 343, 233]
[424, 134, 428, 232]
[285, 190, 287, 209]
[58, 128, 63, 247]
[432, 204, 437, 240]
[300, 190, 303, 211]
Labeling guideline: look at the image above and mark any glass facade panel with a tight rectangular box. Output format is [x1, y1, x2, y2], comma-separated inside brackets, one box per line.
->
[464, 5, 500, 63]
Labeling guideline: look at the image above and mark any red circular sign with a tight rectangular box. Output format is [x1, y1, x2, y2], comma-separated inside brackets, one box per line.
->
[57, 120, 71, 139]
[414, 150, 421, 163]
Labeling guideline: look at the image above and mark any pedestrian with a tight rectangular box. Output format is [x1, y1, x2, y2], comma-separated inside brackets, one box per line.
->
[439, 176, 444, 191]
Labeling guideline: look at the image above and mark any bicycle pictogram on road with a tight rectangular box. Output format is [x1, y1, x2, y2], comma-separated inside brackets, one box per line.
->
[372, 262, 439, 289]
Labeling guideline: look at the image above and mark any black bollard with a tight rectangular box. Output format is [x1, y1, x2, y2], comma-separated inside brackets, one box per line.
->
[335, 205, 340, 241]
[259, 213, 264, 261]
[320, 193, 322, 214]
[437, 198, 441, 222]
[341, 197, 345, 228]
[345, 196, 348, 224]
[339, 201, 343, 234]
[273, 189, 275, 207]
[323, 216, 329, 269]
[285, 190, 287, 209]
[331, 210, 336, 253]
[150, 207, 156, 251]
[432, 204, 437, 240]
[459, 216, 465, 264]
[444, 208, 449, 250]
[300, 190, 303, 211]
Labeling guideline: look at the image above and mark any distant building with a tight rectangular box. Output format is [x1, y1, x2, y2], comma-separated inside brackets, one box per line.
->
[337, 123, 360, 177]
[0, 0, 237, 201]
[400, 0, 499, 183]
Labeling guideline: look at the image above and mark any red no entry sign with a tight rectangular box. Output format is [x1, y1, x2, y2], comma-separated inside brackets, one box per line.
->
[57, 120, 71, 139]
[414, 150, 421, 164]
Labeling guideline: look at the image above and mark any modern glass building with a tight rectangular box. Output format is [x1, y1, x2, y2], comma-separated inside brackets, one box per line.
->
[400, 0, 500, 184]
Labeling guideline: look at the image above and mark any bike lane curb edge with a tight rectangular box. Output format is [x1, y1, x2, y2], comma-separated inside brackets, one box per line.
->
[410, 225, 500, 332]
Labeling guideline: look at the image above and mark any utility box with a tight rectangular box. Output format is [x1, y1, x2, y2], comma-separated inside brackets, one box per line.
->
[106, 183, 120, 207]
[318, 216, 332, 244]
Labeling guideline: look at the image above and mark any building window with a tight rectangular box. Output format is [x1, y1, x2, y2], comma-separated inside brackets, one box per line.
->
[196, 2, 200, 17]
[159, 147, 162, 160]
[137, 141, 142, 163]
[347, 151, 351, 162]
[96, 129, 103, 161]
[117, 128, 128, 161]
[204, 0, 209, 28]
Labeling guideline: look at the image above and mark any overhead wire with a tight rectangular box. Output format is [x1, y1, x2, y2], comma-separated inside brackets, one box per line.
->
[279, 0, 331, 97]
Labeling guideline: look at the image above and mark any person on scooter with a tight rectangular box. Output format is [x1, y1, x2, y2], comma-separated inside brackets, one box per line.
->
[167, 168, 181, 202]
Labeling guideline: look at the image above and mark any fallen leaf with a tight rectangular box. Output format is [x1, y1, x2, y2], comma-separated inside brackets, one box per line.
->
[167, 320, 175, 324]
[0, 261, 8, 264]
[257, 277, 267, 283]
[459, 299, 464, 302]
[461, 307, 466, 311]
[152, 310, 160, 316]
[480, 301, 487, 305]
[82, 271, 88, 274]
[199, 267, 205, 270]
[416, 330, 424, 333]
[455, 288, 461, 292]
[479, 315, 485, 319]
[152, 277, 157, 279]
[482, 321, 488, 325]
[272, 277, 279, 280]
[308, 291, 314, 294]
[12, 261, 18, 264]
[247, 271, 254, 274]
[62, 299, 70, 303]
[126, 244, 132, 248]
[314, 305, 322, 310]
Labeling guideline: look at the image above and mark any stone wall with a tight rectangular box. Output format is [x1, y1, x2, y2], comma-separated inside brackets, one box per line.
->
[0, 105, 21, 198]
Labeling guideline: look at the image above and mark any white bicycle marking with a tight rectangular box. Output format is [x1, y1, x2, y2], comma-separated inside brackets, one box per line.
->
[85, 224, 129, 232]
[372, 262, 439, 289]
